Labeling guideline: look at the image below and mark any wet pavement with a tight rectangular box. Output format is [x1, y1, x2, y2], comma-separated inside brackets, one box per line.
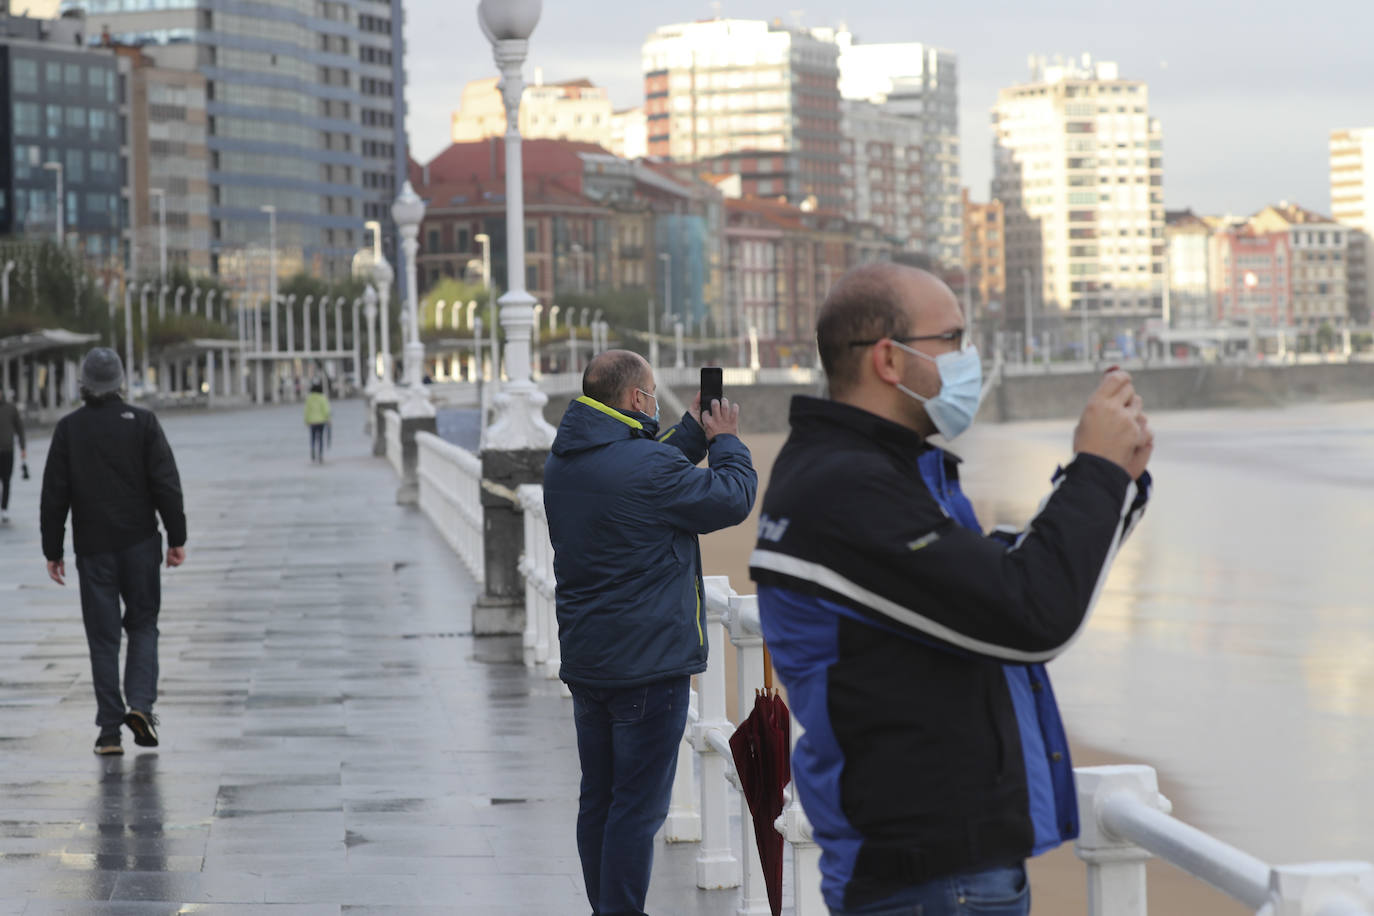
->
[0, 400, 741, 915]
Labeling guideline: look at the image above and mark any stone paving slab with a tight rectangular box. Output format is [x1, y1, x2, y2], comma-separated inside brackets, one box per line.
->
[0, 401, 747, 914]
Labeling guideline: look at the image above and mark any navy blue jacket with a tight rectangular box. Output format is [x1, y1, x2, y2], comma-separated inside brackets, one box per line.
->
[750, 397, 1149, 910]
[545, 396, 757, 688]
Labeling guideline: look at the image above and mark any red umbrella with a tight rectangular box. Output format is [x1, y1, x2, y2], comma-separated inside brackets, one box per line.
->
[729, 652, 791, 916]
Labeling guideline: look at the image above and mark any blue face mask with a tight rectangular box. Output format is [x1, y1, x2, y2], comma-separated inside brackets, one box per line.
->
[891, 341, 983, 440]
[635, 388, 660, 425]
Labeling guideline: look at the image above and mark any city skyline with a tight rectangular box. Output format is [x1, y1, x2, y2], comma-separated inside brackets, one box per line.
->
[407, 0, 1374, 218]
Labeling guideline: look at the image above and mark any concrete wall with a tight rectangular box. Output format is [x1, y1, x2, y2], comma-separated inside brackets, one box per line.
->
[545, 362, 1374, 433]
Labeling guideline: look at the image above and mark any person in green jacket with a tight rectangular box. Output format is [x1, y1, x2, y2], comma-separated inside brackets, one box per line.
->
[304, 381, 331, 463]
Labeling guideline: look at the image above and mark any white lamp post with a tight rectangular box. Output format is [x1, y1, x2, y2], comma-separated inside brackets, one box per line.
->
[477, 0, 554, 451]
[363, 285, 379, 394]
[372, 251, 397, 401]
[392, 180, 434, 416]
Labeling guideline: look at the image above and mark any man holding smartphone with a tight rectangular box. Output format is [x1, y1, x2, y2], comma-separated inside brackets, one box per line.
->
[544, 350, 757, 916]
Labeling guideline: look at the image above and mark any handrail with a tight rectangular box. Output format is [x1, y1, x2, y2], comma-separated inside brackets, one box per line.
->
[415, 431, 484, 583]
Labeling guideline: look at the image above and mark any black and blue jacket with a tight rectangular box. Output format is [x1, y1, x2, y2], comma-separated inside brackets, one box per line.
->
[749, 397, 1149, 910]
[545, 396, 757, 688]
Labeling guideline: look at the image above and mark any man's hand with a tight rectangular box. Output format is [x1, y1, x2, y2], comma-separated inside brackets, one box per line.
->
[166, 547, 186, 569]
[47, 561, 65, 586]
[1073, 370, 1150, 474]
[701, 397, 740, 442]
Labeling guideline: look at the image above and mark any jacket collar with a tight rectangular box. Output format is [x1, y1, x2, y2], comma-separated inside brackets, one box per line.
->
[788, 395, 955, 469]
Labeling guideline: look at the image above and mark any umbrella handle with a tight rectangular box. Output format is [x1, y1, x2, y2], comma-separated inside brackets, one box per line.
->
[763, 644, 774, 692]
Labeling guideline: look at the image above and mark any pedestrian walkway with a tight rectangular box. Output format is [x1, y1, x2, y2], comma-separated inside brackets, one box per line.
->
[0, 400, 738, 914]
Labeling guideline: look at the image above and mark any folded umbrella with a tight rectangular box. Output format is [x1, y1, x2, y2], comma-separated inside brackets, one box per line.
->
[729, 652, 791, 916]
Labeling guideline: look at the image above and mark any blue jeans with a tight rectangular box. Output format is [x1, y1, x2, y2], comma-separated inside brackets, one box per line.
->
[309, 424, 326, 461]
[75, 534, 162, 729]
[829, 864, 1030, 916]
[569, 676, 691, 916]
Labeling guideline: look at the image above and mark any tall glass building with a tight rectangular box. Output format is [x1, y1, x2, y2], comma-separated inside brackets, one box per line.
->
[62, 0, 407, 281]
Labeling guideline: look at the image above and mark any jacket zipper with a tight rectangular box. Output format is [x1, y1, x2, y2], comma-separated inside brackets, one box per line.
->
[694, 577, 704, 646]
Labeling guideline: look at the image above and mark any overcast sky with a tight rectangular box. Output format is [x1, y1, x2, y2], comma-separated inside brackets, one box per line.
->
[406, 1, 1374, 218]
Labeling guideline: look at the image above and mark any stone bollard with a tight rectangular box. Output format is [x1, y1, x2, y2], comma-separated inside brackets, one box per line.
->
[395, 409, 437, 506]
[472, 447, 546, 636]
[372, 395, 397, 457]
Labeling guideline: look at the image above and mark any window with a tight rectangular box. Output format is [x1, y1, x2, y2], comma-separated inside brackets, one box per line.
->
[426, 228, 439, 251]
[526, 225, 538, 252]
[457, 227, 469, 252]
[65, 148, 84, 182]
[65, 63, 82, 87]
[45, 104, 61, 139]
[13, 59, 38, 94]
[66, 106, 87, 130]
[12, 102, 40, 136]
[526, 265, 538, 290]
[46, 62, 61, 85]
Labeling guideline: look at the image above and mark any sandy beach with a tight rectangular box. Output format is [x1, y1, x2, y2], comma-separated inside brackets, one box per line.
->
[702, 428, 1247, 916]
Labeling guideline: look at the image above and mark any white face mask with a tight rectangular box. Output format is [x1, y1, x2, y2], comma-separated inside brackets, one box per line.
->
[635, 388, 659, 424]
[890, 340, 983, 440]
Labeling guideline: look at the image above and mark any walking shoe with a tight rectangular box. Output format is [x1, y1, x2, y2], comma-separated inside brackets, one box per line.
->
[94, 730, 123, 756]
[1, 511, 9, 524]
[123, 709, 159, 747]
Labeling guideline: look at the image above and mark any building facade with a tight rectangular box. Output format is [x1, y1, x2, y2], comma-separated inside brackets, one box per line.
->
[1330, 128, 1374, 322]
[0, 15, 123, 264]
[116, 43, 210, 277]
[961, 189, 1005, 342]
[842, 99, 922, 248]
[833, 29, 960, 264]
[992, 55, 1164, 338]
[642, 18, 847, 214]
[1249, 203, 1350, 329]
[66, 0, 407, 283]
[1208, 225, 1291, 328]
[451, 76, 616, 149]
[1163, 210, 1211, 329]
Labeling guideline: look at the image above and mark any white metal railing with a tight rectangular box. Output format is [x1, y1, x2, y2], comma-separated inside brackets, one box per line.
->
[515, 484, 559, 680]
[382, 409, 402, 476]
[402, 474, 1374, 916]
[415, 431, 484, 583]
[1076, 766, 1374, 916]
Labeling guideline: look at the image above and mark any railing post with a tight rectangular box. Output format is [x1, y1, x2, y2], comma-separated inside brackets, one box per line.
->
[729, 593, 771, 916]
[1261, 863, 1374, 916]
[538, 520, 560, 683]
[776, 718, 825, 916]
[1075, 765, 1166, 916]
[694, 574, 741, 889]
[518, 485, 539, 668]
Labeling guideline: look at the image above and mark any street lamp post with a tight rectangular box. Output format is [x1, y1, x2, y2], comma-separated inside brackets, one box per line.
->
[1021, 267, 1034, 364]
[659, 252, 672, 328]
[391, 180, 434, 403]
[260, 205, 276, 402]
[475, 0, 556, 636]
[475, 232, 496, 390]
[363, 285, 379, 394]
[42, 162, 62, 247]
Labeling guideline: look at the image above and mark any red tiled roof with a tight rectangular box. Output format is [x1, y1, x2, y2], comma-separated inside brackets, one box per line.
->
[416, 175, 597, 211]
[423, 138, 616, 190]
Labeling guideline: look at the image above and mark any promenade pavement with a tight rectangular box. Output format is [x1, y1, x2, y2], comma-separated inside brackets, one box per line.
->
[0, 400, 744, 915]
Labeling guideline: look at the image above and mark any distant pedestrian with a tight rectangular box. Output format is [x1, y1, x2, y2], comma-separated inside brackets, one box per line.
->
[40, 348, 186, 756]
[0, 387, 25, 524]
[304, 381, 331, 463]
[544, 350, 757, 916]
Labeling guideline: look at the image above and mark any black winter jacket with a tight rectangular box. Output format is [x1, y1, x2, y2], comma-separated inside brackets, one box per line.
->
[41, 397, 186, 561]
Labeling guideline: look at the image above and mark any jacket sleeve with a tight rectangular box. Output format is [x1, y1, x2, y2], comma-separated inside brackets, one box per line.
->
[645, 433, 757, 534]
[653, 411, 708, 465]
[39, 420, 70, 562]
[750, 452, 1136, 663]
[144, 414, 187, 548]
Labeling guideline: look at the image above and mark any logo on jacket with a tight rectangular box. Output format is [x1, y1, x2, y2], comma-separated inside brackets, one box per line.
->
[121, 412, 135, 419]
[758, 514, 790, 542]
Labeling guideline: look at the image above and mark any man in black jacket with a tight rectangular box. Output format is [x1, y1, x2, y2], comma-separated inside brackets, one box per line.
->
[750, 264, 1153, 914]
[41, 348, 186, 756]
[0, 385, 24, 524]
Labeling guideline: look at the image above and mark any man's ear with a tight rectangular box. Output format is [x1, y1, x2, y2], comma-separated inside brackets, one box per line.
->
[870, 340, 903, 385]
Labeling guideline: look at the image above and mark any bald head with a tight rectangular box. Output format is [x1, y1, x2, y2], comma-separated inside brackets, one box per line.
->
[583, 349, 651, 411]
[817, 263, 957, 397]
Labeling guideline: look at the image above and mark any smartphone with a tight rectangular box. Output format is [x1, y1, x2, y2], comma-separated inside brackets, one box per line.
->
[700, 367, 723, 416]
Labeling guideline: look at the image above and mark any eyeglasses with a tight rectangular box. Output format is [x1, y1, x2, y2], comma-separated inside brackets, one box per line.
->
[635, 387, 657, 406]
[848, 330, 965, 349]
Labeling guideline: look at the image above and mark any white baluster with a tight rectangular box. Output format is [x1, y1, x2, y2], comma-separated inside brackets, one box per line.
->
[695, 575, 741, 889]
[778, 717, 825, 916]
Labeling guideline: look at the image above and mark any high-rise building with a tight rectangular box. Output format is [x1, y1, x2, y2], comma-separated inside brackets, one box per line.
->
[0, 15, 124, 264]
[1330, 128, 1374, 323]
[609, 108, 646, 160]
[642, 18, 846, 213]
[114, 43, 210, 277]
[66, 0, 407, 282]
[451, 75, 616, 149]
[841, 99, 922, 246]
[832, 30, 960, 263]
[992, 55, 1164, 337]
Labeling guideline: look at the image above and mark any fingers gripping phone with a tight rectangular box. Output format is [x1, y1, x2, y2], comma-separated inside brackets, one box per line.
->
[700, 367, 723, 416]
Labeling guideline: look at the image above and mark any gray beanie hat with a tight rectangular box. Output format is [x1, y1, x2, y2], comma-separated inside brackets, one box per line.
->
[79, 347, 125, 395]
